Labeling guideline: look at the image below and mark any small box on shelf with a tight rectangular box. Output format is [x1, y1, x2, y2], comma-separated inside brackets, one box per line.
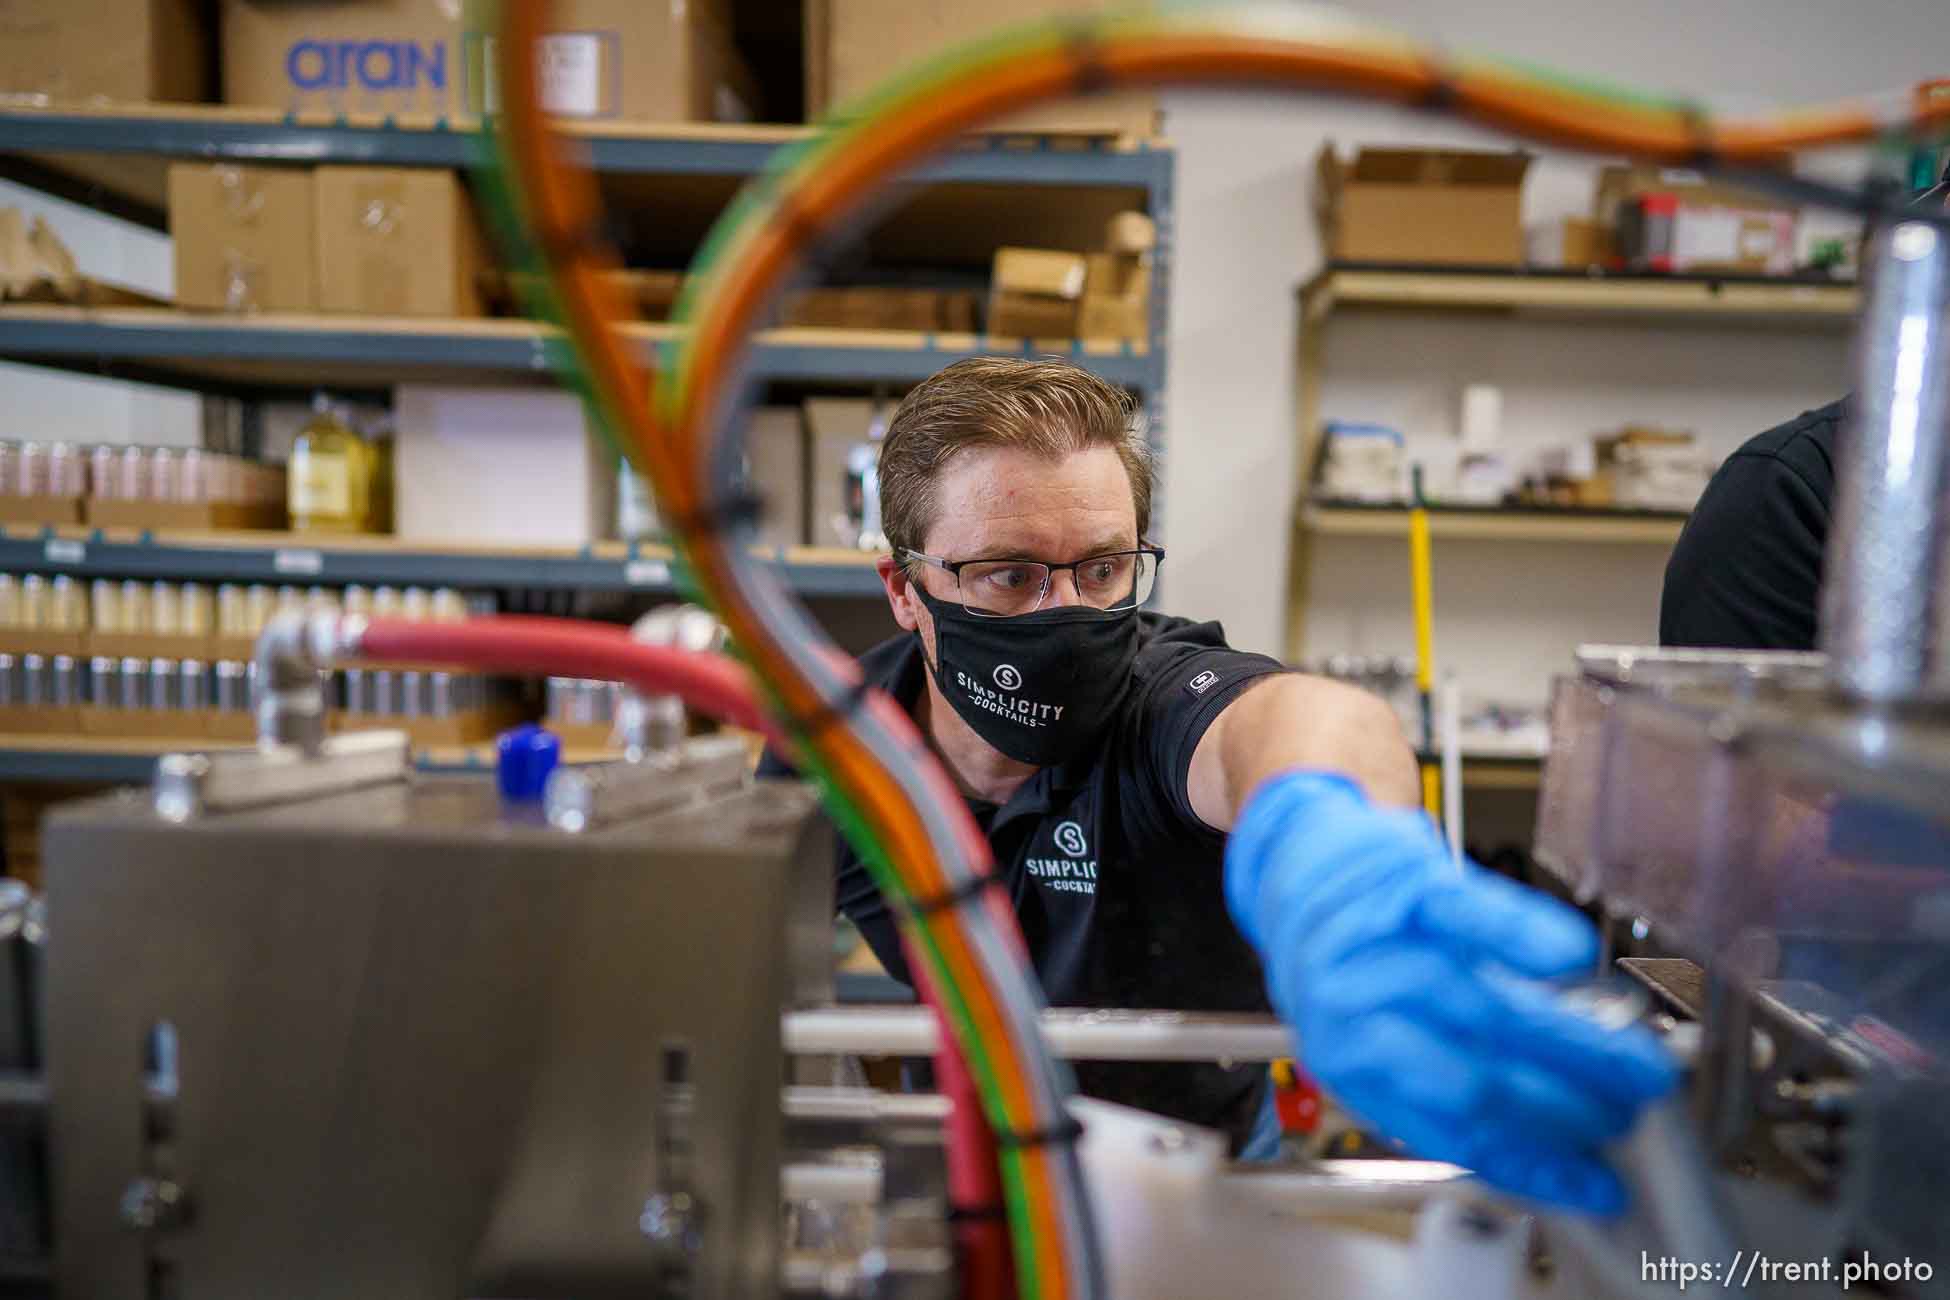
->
[315, 167, 492, 318]
[990, 246, 1087, 337]
[1315, 145, 1530, 267]
[170, 164, 318, 313]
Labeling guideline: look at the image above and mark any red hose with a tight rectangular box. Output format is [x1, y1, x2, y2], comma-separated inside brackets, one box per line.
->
[351, 614, 786, 745]
[346, 613, 1013, 1295]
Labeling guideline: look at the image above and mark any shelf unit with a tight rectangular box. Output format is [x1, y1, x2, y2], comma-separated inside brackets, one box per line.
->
[0, 526, 886, 596]
[0, 306, 1152, 402]
[0, 104, 1175, 589]
[1301, 504, 1688, 546]
[1288, 265, 1860, 798]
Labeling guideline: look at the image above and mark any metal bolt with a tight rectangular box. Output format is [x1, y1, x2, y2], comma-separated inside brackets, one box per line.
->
[120, 1176, 190, 1233]
[639, 1191, 703, 1254]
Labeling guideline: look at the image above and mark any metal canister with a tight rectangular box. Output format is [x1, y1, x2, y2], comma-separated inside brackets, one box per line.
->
[118, 658, 144, 711]
[177, 448, 207, 504]
[18, 576, 45, 630]
[20, 656, 44, 707]
[341, 585, 372, 618]
[151, 582, 181, 637]
[17, 443, 46, 497]
[47, 442, 81, 497]
[90, 579, 120, 634]
[429, 671, 454, 719]
[399, 670, 425, 718]
[179, 584, 213, 638]
[148, 658, 177, 712]
[49, 656, 76, 707]
[48, 576, 82, 632]
[342, 667, 369, 715]
[89, 444, 119, 500]
[179, 660, 209, 711]
[0, 443, 15, 496]
[117, 444, 150, 502]
[0, 576, 16, 629]
[431, 588, 466, 623]
[214, 661, 245, 713]
[150, 447, 178, 503]
[0, 654, 16, 707]
[217, 584, 247, 638]
[372, 669, 398, 717]
[90, 657, 120, 710]
[244, 585, 273, 636]
[545, 676, 569, 722]
[120, 580, 151, 635]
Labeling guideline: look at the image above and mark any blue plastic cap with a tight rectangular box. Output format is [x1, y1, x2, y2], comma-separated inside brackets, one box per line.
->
[496, 723, 561, 804]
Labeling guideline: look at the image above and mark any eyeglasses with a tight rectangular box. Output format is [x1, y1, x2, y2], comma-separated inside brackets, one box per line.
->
[898, 545, 1164, 618]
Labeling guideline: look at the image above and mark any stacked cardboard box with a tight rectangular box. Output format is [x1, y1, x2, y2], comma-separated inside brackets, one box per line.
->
[0, 0, 211, 106]
[989, 248, 1087, 339]
[221, 0, 754, 123]
[805, 0, 1157, 138]
[1079, 211, 1153, 343]
[172, 164, 491, 316]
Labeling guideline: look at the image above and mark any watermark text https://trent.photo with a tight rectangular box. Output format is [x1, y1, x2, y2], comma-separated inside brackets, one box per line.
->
[1642, 1250, 1935, 1291]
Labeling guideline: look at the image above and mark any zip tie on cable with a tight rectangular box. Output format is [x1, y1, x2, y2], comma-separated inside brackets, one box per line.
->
[908, 870, 1009, 917]
[990, 1114, 1086, 1150]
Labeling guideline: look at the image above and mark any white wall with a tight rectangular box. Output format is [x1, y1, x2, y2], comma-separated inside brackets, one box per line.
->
[1160, 0, 1949, 712]
[0, 178, 201, 446]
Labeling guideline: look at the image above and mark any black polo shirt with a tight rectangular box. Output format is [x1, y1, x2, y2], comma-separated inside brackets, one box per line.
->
[1660, 399, 1842, 651]
[761, 612, 1286, 1147]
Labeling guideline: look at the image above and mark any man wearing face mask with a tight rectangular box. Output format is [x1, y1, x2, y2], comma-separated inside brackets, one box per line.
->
[762, 357, 1674, 1214]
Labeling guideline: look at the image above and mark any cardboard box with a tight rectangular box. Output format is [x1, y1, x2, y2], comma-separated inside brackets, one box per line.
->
[994, 248, 1087, 299]
[1078, 251, 1148, 343]
[170, 164, 318, 312]
[221, 0, 752, 124]
[743, 406, 810, 549]
[1595, 163, 1799, 274]
[803, 398, 889, 550]
[393, 385, 616, 545]
[1104, 211, 1156, 255]
[0, 0, 210, 105]
[1315, 146, 1531, 267]
[315, 167, 489, 317]
[1526, 217, 1613, 270]
[1618, 194, 1797, 275]
[807, 0, 1158, 138]
[990, 292, 1079, 338]
[0, 495, 83, 526]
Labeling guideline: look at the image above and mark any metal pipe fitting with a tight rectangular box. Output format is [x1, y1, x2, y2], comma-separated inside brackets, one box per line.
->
[1820, 215, 1950, 701]
[252, 610, 366, 752]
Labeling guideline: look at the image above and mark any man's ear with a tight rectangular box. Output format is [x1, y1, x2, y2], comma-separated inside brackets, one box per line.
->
[879, 554, 921, 632]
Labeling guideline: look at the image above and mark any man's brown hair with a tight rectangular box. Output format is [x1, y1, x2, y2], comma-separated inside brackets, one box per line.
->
[880, 357, 1151, 567]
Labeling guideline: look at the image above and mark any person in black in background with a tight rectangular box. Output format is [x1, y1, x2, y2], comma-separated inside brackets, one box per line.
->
[1661, 166, 1949, 650]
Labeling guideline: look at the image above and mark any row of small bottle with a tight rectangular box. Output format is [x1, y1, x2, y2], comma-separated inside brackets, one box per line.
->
[0, 653, 492, 719]
[0, 577, 481, 637]
[0, 442, 281, 505]
[1, 654, 253, 712]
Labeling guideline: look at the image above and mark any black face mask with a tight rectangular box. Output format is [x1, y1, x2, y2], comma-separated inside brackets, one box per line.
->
[914, 587, 1140, 767]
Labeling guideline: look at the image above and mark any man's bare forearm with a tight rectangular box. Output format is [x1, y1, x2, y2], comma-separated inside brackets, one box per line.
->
[1188, 674, 1420, 830]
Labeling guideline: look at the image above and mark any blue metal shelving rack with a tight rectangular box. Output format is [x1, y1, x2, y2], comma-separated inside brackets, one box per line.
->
[0, 107, 1174, 782]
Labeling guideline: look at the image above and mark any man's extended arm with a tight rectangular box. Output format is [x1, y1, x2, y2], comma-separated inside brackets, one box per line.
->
[1187, 673, 1420, 830]
[1188, 672, 1676, 1215]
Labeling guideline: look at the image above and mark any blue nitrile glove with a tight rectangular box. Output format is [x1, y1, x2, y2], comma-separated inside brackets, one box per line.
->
[1224, 770, 1679, 1214]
